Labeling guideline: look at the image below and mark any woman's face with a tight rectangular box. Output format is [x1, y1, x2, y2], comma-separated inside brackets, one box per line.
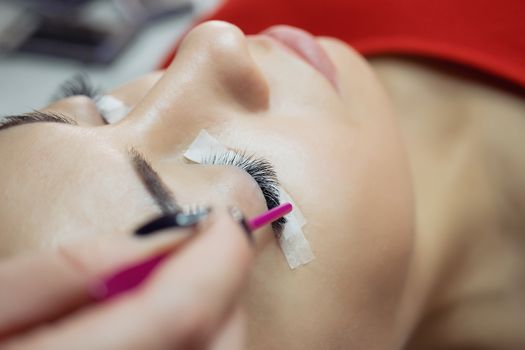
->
[0, 22, 414, 347]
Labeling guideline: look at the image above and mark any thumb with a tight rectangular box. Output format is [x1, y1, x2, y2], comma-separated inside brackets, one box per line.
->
[0, 216, 195, 339]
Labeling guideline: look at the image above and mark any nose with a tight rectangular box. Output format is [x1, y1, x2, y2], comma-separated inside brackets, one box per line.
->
[122, 21, 270, 150]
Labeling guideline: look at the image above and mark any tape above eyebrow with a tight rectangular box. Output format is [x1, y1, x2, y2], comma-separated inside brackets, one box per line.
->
[96, 95, 131, 124]
[183, 129, 315, 269]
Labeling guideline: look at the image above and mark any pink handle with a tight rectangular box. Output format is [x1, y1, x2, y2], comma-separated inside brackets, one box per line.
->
[91, 202, 293, 301]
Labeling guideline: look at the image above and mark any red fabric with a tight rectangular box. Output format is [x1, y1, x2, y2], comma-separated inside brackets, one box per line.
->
[160, 0, 525, 88]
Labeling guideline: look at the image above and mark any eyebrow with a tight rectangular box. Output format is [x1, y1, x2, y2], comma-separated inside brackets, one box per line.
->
[129, 148, 180, 215]
[0, 111, 77, 131]
[0, 111, 179, 215]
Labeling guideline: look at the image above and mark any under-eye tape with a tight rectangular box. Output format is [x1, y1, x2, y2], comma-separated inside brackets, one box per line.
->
[183, 130, 315, 269]
[96, 95, 131, 124]
[276, 188, 314, 268]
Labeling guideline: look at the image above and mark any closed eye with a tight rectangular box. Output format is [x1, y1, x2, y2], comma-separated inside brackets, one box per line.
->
[52, 73, 101, 102]
[51, 73, 110, 125]
[201, 150, 287, 233]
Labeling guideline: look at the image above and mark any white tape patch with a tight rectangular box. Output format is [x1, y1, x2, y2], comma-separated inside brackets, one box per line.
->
[277, 189, 314, 268]
[183, 130, 315, 269]
[184, 129, 224, 163]
[96, 95, 131, 124]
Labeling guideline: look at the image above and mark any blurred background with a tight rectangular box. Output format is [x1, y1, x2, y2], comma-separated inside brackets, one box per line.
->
[0, 0, 221, 115]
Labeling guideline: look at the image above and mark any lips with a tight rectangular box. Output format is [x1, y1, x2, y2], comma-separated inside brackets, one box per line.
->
[261, 25, 338, 90]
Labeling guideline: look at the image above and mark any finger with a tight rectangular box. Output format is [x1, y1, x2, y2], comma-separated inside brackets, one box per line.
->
[0, 223, 193, 339]
[209, 306, 246, 350]
[5, 208, 253, 350]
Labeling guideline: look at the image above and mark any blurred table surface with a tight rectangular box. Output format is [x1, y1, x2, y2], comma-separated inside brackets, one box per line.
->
[0, 0, 220, 116]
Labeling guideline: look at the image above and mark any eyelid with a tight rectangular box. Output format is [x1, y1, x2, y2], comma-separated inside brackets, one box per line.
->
[52, 74, 112, 125]
[199, 150, 286, 232]
[52, 73, 100, 102]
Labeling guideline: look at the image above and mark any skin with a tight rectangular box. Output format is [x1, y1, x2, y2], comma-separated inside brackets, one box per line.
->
[0, 21, 523, 349]
[372, 57, 525, 349]
[0, 209, 254, 349]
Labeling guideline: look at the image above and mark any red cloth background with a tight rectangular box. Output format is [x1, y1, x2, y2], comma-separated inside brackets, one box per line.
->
[161, 0, 525, 88]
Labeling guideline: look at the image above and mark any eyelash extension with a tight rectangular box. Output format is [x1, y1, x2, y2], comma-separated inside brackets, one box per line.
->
[202, 151, 287, 235]
[52, 73, 102, 101]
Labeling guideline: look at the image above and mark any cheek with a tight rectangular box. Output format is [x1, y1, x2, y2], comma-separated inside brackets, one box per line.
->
[304, 119, 415, 339]
[347, 131, 415, 325]
[242, 127, 415, 348]
[319, 37, 394, 123]
[248, 41, 343, 116]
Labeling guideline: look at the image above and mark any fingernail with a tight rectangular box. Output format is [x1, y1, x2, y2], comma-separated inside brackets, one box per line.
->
[228, 207, 254, 244]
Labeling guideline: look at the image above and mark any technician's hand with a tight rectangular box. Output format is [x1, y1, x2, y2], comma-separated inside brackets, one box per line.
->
[0, 208, 253, 350]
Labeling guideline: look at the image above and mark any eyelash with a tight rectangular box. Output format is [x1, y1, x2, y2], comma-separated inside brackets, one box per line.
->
[201, 150, 286, 234]
[52, 74, 110, 124]
[53, 73, 101, 101]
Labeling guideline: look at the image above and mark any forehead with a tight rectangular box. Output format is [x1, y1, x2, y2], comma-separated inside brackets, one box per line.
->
[0, 125, 156, 255]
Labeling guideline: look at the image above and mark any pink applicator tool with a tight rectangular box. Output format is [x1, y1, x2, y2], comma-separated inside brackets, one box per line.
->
[91, 203, 293, 301]
[247, 202, 292, 231]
